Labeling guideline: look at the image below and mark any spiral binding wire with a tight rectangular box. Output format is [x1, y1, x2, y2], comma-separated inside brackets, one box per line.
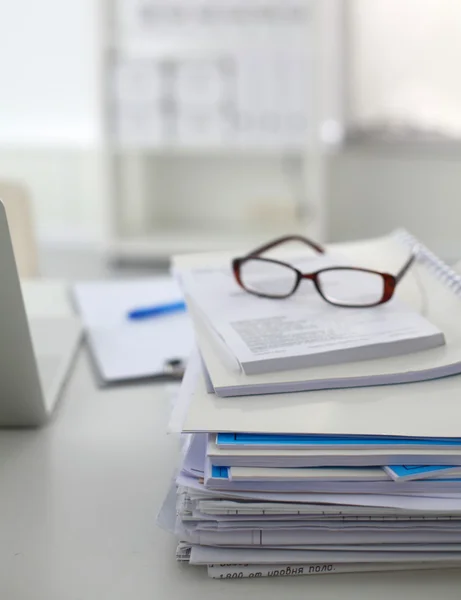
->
[393, 229, 461, 295]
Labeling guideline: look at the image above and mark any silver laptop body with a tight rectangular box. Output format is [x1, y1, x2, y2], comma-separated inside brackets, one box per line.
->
[0, 200, 81, 426]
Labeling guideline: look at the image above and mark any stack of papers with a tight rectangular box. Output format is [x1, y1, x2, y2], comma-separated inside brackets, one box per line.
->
[157, 230, 461, 579]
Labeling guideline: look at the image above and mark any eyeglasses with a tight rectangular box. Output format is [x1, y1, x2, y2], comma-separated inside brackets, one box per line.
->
[232, 235, 417, 308]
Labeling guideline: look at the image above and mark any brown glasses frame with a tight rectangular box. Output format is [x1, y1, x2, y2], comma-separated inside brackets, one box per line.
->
[232, 235, 417, 308]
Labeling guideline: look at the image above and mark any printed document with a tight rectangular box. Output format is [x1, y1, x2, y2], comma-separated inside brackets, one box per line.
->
[181, 256, 445, 375]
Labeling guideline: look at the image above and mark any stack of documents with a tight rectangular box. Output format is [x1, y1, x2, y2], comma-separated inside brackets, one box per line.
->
[157, 230, 461, 579]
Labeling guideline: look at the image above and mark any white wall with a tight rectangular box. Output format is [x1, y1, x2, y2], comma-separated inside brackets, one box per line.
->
[326, 1, 461, 257]
[2, 0, 461, 250]
[0, 0, 107, 245]
[349, 0, 461, 131]
[327, 147, 461, 259]
[0, 0, 101, 145]
[0, 148, 109, 246]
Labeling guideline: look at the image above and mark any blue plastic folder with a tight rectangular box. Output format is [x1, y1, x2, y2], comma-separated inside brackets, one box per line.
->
[216, 433, 461, 449]
[385, 465, 461, 481]
[211, 465, 229, 479]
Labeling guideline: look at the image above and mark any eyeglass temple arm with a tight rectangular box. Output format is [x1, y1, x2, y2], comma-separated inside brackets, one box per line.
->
[395, 247, 419, 283]
[246, 235, 325, 257]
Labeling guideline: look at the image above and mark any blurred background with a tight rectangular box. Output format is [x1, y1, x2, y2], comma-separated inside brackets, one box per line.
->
[1, 0, 461, 277]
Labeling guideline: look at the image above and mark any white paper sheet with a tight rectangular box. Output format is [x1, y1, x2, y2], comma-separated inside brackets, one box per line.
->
[168, 348, 202, 433]
[182, 349, 461, 438]
[207, 561, 461, 578]
[183, 527, 461, 547]
[229, 465, 390, 482]
[192, 520, 461, 531]
[205, 469, 461, 495]
[176, 472, 461, 511]
[190, 545, 461, 565]
[194, 499, 461, 518]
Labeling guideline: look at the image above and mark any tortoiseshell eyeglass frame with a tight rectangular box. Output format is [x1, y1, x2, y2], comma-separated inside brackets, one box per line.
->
[232, 235, 417, 308]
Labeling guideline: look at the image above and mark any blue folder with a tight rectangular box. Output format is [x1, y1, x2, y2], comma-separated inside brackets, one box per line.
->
[216, 433, 461, 448]
[385, 465, 461, 480]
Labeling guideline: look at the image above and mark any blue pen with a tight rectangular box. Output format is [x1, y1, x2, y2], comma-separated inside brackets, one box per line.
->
[127, 300, 187, 321]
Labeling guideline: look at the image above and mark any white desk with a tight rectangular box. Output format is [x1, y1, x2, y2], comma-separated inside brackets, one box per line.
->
[1, 288, 461, 598]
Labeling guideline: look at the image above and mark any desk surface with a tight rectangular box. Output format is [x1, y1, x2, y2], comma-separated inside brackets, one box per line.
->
[1, 288, 461, 599]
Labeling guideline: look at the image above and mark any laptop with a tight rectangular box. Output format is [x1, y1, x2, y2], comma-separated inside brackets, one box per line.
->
[0, 200, 82, 426]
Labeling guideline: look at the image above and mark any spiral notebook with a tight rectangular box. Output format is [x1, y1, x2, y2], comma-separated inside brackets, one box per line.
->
[178, 230, 461, 397]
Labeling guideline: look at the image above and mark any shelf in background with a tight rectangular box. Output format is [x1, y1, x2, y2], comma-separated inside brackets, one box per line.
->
[106, 223, 313, 264]
[108, 143, 306, 155]
[100, 0, 340, 265]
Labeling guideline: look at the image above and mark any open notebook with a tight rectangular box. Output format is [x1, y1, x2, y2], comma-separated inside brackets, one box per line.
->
[176, 230, 461, 397]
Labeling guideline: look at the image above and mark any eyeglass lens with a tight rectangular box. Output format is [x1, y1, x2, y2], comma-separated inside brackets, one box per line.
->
[239, 259, 298, 298]
[317, 269, 385, 306]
